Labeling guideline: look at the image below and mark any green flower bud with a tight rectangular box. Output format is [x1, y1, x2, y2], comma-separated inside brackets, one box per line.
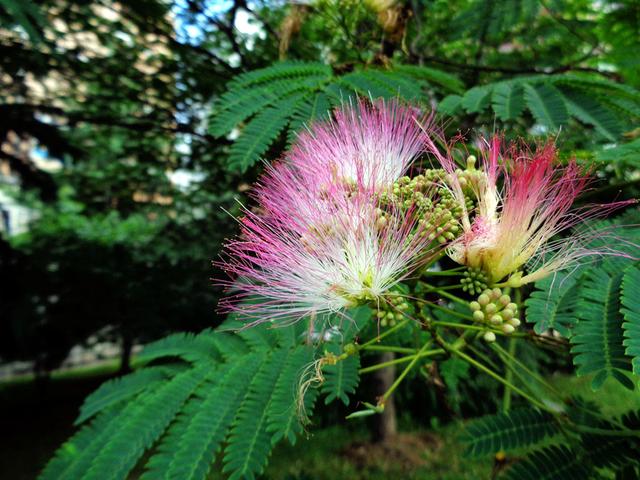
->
[501, 308, 514, 320]
[490, 315, 503, 325]
[507, 303, 518, 312]
[473, 310, 485, 322]
[502, 324, 515, 334]
[491, 288, 502, 300]
[478, 294, 490, 306]
[485, 303, 497, 315]
[466, 155, 477, 170]
[509, 318, 521, 327]
[469, 301, 481, 311]
[499, 295, 511, 306]
[483, 331, 496, 343]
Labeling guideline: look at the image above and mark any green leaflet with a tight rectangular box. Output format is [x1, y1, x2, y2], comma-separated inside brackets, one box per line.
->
[462, 408, 559, 457]
[621, 265, 640, 375]
[525, 271, 581, 337]
[503, 445, 592, 480]
[491, 82, 525, 121]
[523, 83, 568, 130]
[571, 266, 634, 390]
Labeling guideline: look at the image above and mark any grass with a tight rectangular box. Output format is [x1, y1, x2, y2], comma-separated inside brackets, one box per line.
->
[0, 365, 637, 480]
[265, 423, 491, 480]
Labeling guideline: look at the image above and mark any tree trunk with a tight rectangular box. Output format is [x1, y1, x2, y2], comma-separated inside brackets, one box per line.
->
[119, 329, 133, 374]
[371, 352, 397, 443]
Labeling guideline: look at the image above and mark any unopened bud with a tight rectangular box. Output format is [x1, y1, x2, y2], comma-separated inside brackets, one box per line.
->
[483, 331, 496, 343]
[499, 295, 511, 306]
[507, 303, 518, 312]
[490, 315, 503, 325]
[473, 310, 485, 322]
[491, 288, 502, 300]
[478, 294, 490, 306]
[466, 155, 477, 170]
[509, 318, 521, 327]
[501, 308, 514, 320]
[485, 303, 497, 314]
[469, 301, 481, 311]
[502, 324, 515, 334]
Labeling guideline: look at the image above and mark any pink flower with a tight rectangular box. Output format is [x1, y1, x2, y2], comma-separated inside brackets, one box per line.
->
[426, 135, 637, 286]
[218, 186, 439, 325]
[288, 98, 433, 194]
[217, 100, 446, 325]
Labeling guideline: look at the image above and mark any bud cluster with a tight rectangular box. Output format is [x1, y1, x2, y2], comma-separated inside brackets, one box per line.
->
[460, 267, 489, 295]
[375, 291, 411, 327]
[468, 288, 521, 341]
[381, 168, 476, 245]
[450, 155, 485, 192]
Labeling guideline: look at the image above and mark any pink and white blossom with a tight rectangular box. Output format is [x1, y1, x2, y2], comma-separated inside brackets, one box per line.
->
[426, 135, 636, 285]
[218, 185, 440, 325]
[288, 99, 433, 194]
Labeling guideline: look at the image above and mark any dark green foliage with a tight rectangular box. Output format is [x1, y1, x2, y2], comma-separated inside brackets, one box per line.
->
[502, 445, 592, 480]
[76, 365, 185, 425]
[39, 308, 370, 480]
[440, 74, 640, 138]
[525, 271, 580, 337]
[523, 83, 569, 131]
[571, 264, 634, 390]
[597, 138, 640, 167]
[492, 82, 525, 121]
[227, 92, 307, 172]
[267, 346, 318, 445]
[461, 408, 559, 457]
[209, 61, 464, 171]
[498, 408, 640, 479]
[621, 265, 640, 374]
[322, 354, 360, 406]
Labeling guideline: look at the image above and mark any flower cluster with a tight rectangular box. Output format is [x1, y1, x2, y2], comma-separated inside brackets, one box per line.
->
[218, 100, 446, 326]
[219, 98, 636, 331]
[425, 135, 637, 287]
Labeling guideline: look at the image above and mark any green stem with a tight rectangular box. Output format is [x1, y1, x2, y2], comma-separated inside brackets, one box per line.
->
[359, 348, 445, 374]
[502, 337, 517, 413]
[379, 342, 433, 405]
[423, 284, 463, 291]
[431, 321, 485, 331]
[491, 342, 562, 397]
[573, 424, 640, 439]
[446, 343, 549, 411]
[357, 319, 409, 351]
[423, 268, 465, 277]
[435, 288, 469, 307]
[362, 345, 417, 354]
[421, 300, 474, 321]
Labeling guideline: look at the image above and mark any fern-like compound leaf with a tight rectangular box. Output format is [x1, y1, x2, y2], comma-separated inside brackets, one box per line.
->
[462, 408, 559, 457]
[621, 265, 640, 375]
[222, 349, 288, 480]
[491, 82, 525, 121]
[571, 266, 634, 390]
[227, 92, 305, 172]
[523, 83, 569, 130]
[322, 353, 360, 405]
[503, 445, 592, 480]
[525, 271, 581, 337]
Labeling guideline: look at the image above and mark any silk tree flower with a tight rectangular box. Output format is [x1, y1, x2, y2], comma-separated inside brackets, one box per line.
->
[218, 182, 443, 326]
[287, 98, 434, 194]
[425, 135, 636, 286]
